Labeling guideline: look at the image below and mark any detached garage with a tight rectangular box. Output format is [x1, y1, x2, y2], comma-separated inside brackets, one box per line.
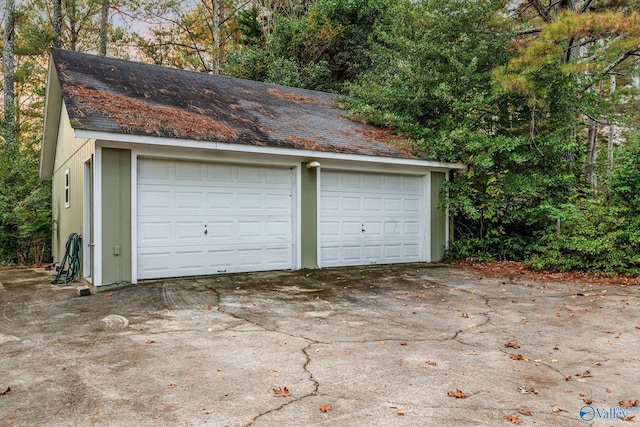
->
[40, 49, 463, 290]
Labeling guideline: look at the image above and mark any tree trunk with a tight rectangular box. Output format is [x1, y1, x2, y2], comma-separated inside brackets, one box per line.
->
[53, 0, 63, 48]
[608, 75, 616, 170]
[3, 0, 15, 148]
[99, 0, 109, 56]
[212, 0, 220, 74]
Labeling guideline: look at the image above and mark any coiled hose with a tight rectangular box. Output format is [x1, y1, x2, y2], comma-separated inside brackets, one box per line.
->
[52, 233, 81, 285]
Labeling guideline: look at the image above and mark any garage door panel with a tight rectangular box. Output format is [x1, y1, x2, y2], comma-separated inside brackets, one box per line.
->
[175, 162, 204, 181]
[138, 159, 293, 280]
[342, 246, 363, 261]
[207, 192, 234, 210]
[175, 251, 205, 271]
[207, 163, 234, 182]
[138, 221, 172, 244]
[320, 170, 424, 267]
[175, 222, 204, 240]
[139, 189, 172, 210]
[175, 191, 204, 210]
[138, 251, 172, 277]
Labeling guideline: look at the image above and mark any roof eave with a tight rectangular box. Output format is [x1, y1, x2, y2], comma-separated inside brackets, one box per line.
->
[75, 129, 467, 171]
[40, 53, 63, 180]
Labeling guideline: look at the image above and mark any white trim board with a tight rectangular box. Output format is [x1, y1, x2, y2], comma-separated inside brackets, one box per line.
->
[80, 130, 465, 171]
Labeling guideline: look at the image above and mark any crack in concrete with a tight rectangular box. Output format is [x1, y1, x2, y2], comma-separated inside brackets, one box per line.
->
[242, 344, 320, 427]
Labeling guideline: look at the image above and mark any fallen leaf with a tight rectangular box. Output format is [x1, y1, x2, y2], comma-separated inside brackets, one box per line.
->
[614, 372, 620, 375]
[273, 387, 290, 397]
[576, 370, 592, 378]
[504, 415, 521, 424]
[606, 388, 612, 393]
[416, 294, 428, 299]
[204, 306, 212, 311]
[216, 368, 222, 372]
[552, 405, 563, 413]
[592, 361, 602, 366]
[620, 400, 639, 409]
[505, 342, 520, 349]
[550, 359, 558, 363]
[563, 375, 571, 381]
[400, 342, 407, 346]
[583, 397, 593, 404]
[202, 409, 214, 414]
[460, 313, 469, 318]
[518, 410, 532, 416]
[622, 415, 636, 421]
[106, 292, 113, 296]
[380, 340, 386, 345]
[168, 384, 177, 388]
[396, 410, 405, 416]
[447, 389, 466, 398]
[145, 340, 155, 344]
[0, 387, 10, 395]
[636, 326, 640, 330]
[511, 354, 523, 360]
[425, 360, 437, 366]
[320, 404, 331, 413]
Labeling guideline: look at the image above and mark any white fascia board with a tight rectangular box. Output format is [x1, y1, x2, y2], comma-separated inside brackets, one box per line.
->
[40, 56, 63, 180]
[76, 130, 466, 171]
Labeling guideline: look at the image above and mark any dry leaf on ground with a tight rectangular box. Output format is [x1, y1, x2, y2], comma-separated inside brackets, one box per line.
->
[518, 410, 532, 416]
[416, 294, 428, 299]
[168, 384, 177, 388]
[622, 415, 636, 421]
[320, 404, 331, 412]
[0, 387, 10, 395]
[583, 397, 593, 404]
[273, 387, 290, 397]
[505, 342, 520, 349]
[504, 415, 521, 424]
[620, 400, 639, 409]
[447, 389, 466, 398]
[396, 410, 405, 416]
[426, 360, 437, 366]
[511, 354, 523, 360]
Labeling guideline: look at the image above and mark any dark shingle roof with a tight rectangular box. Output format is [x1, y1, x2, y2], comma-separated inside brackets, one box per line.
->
[51, 49, 422, 160]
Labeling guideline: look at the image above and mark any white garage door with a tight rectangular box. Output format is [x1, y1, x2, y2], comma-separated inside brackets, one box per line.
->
[137, 159, 294, 279]
[320, 170, 424, 267]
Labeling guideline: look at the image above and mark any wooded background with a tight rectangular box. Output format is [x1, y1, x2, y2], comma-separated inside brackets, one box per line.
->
[1, 0, 639, 274]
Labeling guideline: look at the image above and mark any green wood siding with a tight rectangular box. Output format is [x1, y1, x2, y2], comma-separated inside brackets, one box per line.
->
[51, 103, 93, 267]
[430, 172, 447, 262]
[301, 165, 318, 268]
[101, 148, 131, 285]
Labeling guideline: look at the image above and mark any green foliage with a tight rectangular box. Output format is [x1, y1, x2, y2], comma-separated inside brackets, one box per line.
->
[0, 139, 51, 266]
[226, 0, 394, 92]
[532, 137, 640, 274]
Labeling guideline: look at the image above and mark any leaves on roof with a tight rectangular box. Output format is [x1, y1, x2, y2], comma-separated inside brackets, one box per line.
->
[66, 86, 237, 141]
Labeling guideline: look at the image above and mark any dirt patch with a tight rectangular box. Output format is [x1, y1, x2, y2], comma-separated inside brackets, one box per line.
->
[66, 86, 238, 141]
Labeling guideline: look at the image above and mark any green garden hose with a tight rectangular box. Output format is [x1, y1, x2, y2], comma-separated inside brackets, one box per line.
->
[52, 233, 82, 285]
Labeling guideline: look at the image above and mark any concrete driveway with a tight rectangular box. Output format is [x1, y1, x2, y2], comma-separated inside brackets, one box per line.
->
[0, 265, 638, 426]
